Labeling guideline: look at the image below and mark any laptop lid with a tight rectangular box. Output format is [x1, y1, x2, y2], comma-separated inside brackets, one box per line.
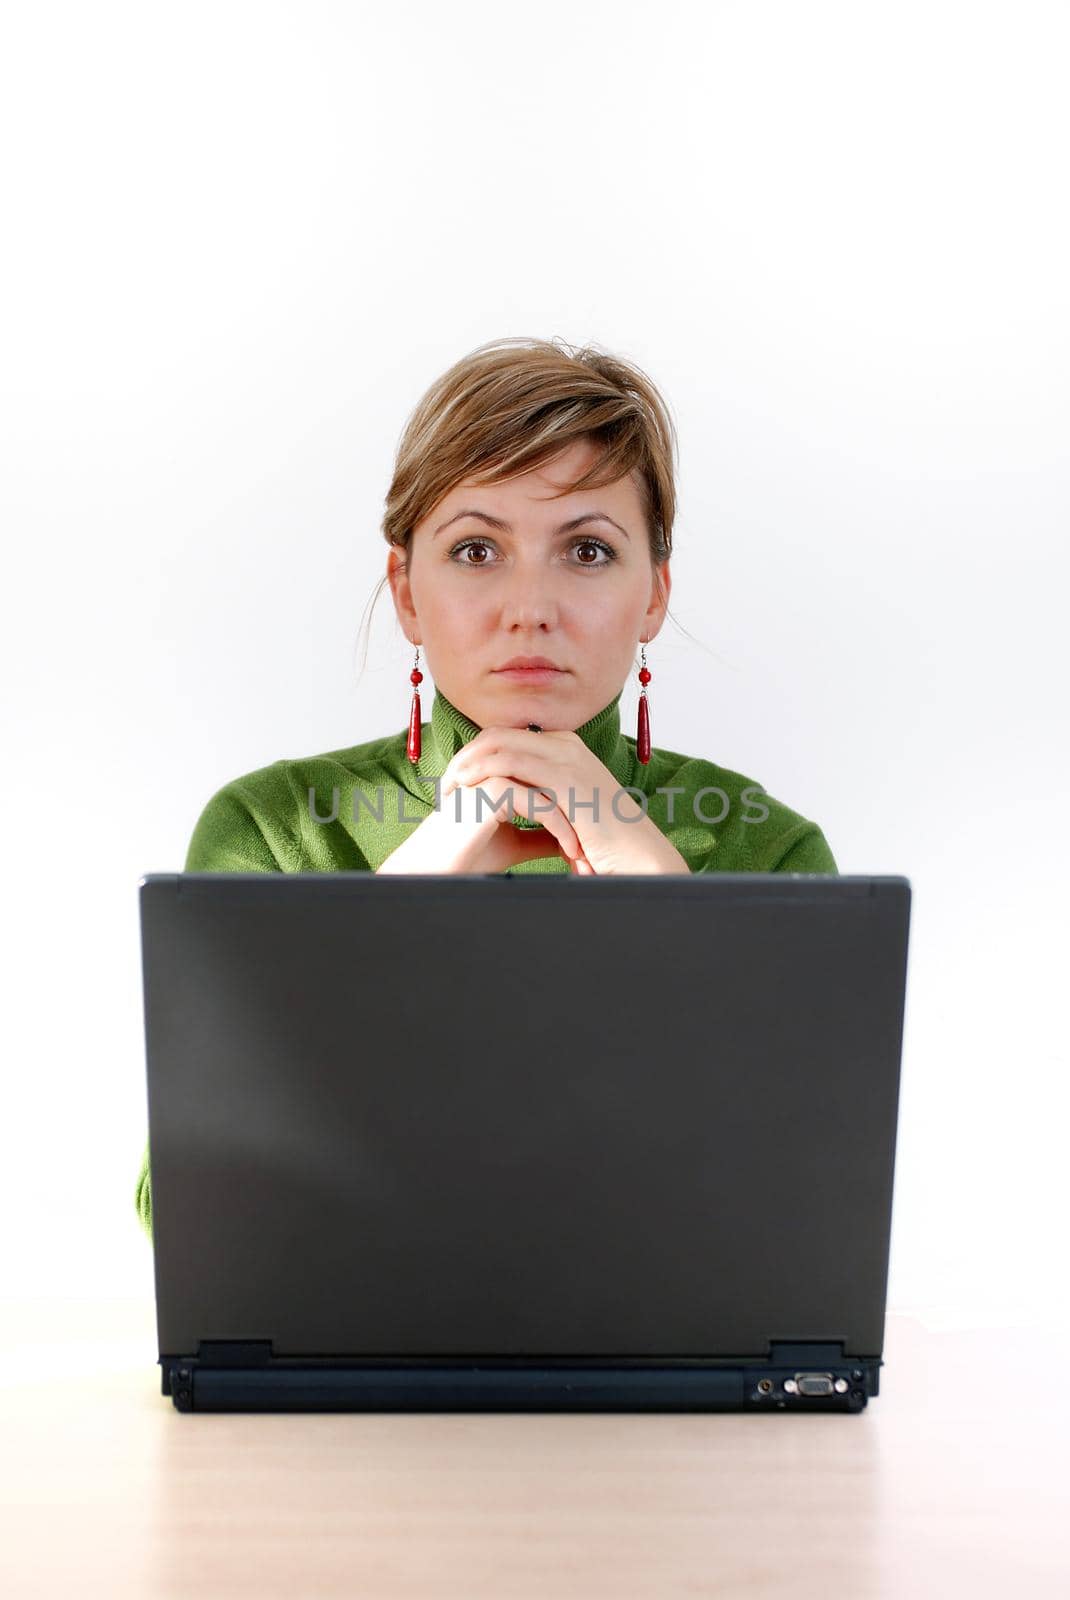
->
[139, 873, 910, 1394]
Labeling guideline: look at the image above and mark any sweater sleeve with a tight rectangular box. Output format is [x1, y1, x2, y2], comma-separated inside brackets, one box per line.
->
[135, 784, 285, 1247]
[184, 781, 290, 873]
[770, 823, 839, 874]
[134, 1138, 154, 1244]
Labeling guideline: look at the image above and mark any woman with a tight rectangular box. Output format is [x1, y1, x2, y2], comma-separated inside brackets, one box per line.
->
[135, 336, 836, 1241]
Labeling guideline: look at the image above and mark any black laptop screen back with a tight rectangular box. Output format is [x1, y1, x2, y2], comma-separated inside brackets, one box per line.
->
[139, 874, 911, 1361]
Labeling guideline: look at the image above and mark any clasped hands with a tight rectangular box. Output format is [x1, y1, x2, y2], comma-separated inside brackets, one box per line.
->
[438, 725, 688, 876]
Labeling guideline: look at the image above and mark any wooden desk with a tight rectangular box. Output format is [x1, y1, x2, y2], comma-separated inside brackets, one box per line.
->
[1, 1300, 1066, 1597]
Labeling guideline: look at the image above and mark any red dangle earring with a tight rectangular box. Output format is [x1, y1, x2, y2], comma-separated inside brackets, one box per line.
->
[406, 645, 423, 763]
[636, 641, 652, 764]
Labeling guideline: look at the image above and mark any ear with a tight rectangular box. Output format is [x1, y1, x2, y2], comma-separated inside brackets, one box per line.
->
[386, 544, 419, 640]
[642, 559, 671, 641]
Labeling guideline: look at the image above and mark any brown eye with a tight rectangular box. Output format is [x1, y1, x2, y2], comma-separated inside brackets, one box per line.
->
[573, 538, 616, 567]
[450, 540, 493, 565]
[448, 535, 617, 569]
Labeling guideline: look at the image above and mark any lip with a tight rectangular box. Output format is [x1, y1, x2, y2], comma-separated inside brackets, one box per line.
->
[494, 657, 566, 673]
[494, 667, 563, 683]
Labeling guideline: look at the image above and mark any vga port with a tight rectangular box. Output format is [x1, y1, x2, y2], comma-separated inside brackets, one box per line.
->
[795, 1372, 835, 1395]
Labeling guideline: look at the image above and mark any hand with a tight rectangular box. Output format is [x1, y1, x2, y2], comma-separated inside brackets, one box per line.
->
[438, 726, 689, 876]
[376, 767, 590, 875]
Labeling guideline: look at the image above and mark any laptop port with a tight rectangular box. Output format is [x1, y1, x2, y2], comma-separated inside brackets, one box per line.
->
[786, 1373, 835, 1396]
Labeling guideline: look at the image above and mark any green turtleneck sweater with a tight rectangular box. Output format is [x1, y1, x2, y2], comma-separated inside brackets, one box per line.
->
[134, 688, 837, 1243]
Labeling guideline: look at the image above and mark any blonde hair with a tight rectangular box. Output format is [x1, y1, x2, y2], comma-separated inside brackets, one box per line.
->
[356, 335, 699, 680]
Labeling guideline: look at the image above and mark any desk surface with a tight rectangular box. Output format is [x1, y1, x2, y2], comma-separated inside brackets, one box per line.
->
[1, 1300, 1066, 1598]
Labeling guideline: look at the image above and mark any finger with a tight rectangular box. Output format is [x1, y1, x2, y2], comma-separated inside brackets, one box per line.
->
[508, 826, 575, 864]
[442, 732, 564, 799]
[451, 776, 582, 859]
[510, 787, 582, 858]
[466, 774, 581, 858]
[481, 818, 571, 874]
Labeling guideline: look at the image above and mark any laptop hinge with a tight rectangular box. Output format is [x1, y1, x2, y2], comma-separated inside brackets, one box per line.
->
[195, 1340, 274, 1367]
[767, 1341, 847, 1364]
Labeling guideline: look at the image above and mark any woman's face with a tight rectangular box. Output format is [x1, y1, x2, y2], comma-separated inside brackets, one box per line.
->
[387, 437, 671, 731]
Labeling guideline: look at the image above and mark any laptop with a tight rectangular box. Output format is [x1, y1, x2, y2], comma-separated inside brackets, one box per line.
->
[137, 870, 911, 1414]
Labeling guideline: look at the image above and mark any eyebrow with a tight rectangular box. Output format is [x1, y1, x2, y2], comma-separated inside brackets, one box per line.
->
[433, 509, 630, 542]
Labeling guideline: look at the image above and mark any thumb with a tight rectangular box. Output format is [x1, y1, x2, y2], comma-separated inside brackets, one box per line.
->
[505, 823, 590, 869]
[501, 823, 575, 865]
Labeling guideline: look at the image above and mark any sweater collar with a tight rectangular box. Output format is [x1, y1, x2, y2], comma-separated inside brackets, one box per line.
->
[411, 685, 634, 797]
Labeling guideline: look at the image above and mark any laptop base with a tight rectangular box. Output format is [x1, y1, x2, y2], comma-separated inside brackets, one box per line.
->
[162, 1342, 880, 1413]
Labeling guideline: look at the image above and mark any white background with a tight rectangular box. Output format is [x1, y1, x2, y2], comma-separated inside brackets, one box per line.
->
[1, 0, 1066, 1329]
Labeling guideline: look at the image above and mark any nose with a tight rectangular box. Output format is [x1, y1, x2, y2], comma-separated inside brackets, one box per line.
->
[499, 578, 560, 631]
